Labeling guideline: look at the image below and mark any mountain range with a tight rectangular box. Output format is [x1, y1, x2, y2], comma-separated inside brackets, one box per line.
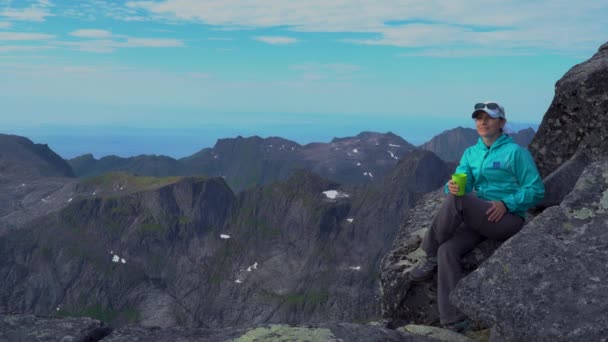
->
[68, 128, 533, 193]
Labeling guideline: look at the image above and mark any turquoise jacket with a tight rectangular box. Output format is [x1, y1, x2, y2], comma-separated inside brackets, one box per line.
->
[445, 134, 545, 218]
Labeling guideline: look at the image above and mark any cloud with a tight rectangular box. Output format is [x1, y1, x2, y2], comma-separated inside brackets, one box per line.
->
[0, 5, 53, 21]
[70, 29, 113, 39]
[64, 27, 184, 53]
[125, 37, 184, 47]
[254, 36, 298, 45]
[0, 45, 53, 52]
[126, 0, 608, 55]
[0, 32, 54, 41]
[0, 21, 11, 29]
[62, 36, 184, 53]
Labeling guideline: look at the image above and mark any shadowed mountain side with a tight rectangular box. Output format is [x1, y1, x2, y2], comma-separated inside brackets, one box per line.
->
[0, 176, 237, 328]
[180, 136, 306, 192]
[0, 133, 75, 179]
[68, 132, 416, 193]
[419, 127, 536, 162]
[304, 132, 416, 185]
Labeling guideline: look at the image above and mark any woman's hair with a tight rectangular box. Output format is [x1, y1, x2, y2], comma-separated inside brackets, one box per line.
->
[500, 118, 511, 135]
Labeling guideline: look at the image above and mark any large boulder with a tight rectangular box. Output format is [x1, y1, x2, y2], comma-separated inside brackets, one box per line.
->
[529, 42, 608, 179]
[452, 160, 608, 341]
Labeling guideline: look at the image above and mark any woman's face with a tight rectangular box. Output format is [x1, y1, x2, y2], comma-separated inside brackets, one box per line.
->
[475, 112, 505, 138]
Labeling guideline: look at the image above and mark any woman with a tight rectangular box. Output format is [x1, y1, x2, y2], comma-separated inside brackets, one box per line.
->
[409, 101, 545, 331]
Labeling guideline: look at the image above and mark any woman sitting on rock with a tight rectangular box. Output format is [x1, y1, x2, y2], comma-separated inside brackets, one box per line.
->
[409, 101, 545, 331]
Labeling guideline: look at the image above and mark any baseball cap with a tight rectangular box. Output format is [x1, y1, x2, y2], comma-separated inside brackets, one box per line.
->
[472, 101, 505, 119]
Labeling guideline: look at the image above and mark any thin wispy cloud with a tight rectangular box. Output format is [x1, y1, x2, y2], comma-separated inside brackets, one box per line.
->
[0, 0, 53, 21]
[0, 21, 11, 29]
[0, 31, 54, 40]
[64, 28, 184, 53]
[125, 37, 183, 47]
[0, 45, 53, 52]
[127, 0, 608, 55]
[254, 36, 298, 45]
[70, 29, 112, 39]
[62, 35, 184, 53]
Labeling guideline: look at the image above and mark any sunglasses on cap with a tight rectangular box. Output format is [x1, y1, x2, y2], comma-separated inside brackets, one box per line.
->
[474, 103, 501, 111]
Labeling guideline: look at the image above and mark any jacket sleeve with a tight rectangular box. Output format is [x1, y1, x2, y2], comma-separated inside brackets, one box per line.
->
[501, 148, 545, 212]
[444, 149, 475, 194]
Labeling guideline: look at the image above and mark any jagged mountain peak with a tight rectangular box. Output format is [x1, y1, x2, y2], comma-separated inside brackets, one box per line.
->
[330, 131, 412, 147]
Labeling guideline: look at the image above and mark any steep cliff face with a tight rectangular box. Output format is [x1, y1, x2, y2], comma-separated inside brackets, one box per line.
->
[0, 176, 236, 328]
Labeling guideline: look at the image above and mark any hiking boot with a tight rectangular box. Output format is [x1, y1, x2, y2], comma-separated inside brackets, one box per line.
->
[409, 256, 437, 282]
[443, 319, 472, 333]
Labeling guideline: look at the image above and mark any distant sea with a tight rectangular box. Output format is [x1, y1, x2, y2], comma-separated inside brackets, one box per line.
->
[3, 115, 538, 160]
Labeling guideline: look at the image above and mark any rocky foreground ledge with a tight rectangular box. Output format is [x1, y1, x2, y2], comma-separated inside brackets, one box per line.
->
[1, 313, 469, 342]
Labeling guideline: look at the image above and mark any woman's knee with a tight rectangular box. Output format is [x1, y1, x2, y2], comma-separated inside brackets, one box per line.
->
[437, 242, 459, 260]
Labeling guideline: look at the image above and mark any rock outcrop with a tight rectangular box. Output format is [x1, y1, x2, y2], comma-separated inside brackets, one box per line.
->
[0, 314, 442, 342]
[380, 40, 608, 341]
[529, 42, 608, 179]
[452, 160, 608, 341]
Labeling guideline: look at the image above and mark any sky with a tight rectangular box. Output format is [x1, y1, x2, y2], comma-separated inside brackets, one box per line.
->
[1, 0, 607, 157]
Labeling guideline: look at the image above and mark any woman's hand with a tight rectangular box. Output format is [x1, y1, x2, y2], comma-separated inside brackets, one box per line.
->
[447, 179, 460, 195]
[486, 201, 507, 222]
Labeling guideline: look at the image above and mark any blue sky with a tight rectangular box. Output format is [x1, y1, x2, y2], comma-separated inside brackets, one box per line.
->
[1, 0, 607, 157]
